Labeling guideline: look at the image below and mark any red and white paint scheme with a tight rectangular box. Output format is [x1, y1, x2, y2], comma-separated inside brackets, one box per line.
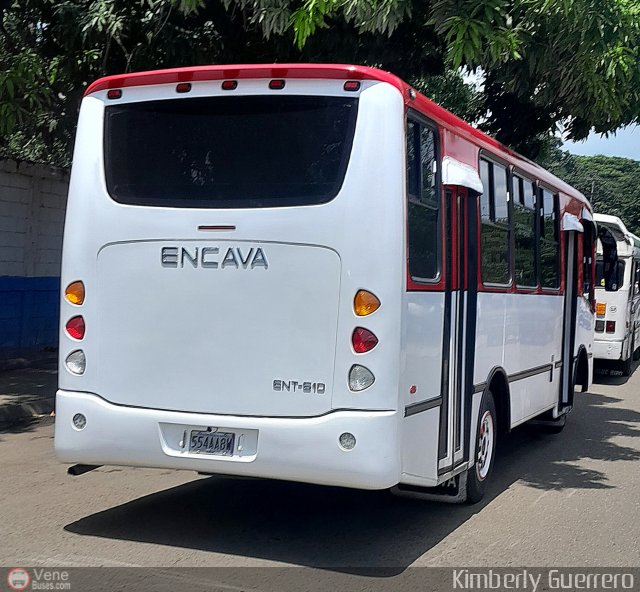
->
[55, 64, 599, 502]
[593, 213, 640, 374]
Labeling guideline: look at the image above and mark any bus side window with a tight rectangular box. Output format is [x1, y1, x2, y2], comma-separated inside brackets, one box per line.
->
[406, 118, 440, 282]
[479, 157, 510, 285]
[539, 188, 560, 289]
[513, 174, 537, 288]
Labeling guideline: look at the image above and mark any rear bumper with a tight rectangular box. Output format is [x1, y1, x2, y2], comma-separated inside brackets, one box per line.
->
[54, 390, 400, 490]
[593, 339, 623, 361]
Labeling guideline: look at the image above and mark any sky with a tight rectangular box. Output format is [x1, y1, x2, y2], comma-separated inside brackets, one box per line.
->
[563, 125, 639, 160]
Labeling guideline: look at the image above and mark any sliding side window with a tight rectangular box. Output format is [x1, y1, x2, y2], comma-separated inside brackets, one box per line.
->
[513, 174, 537, 287]
[539, 188, 560, 289]
[480, 158, 510, 285]
[406, 118, 440, 282]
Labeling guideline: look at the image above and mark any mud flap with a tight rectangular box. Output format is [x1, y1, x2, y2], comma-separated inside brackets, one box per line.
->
[392, 471, 468, 504]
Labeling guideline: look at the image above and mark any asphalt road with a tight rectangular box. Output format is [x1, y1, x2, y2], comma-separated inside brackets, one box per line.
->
[1, 363, 639, 589]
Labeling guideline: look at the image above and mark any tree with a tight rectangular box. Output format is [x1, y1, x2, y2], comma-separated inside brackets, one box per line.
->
[244, 0, 640, 153]
[1, 0, 639, 165]
[539, 143, 640, 235]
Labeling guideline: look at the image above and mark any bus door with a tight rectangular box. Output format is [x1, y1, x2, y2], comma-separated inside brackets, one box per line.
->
[438, 186, 478, 473]
[560, 227, 579, 411]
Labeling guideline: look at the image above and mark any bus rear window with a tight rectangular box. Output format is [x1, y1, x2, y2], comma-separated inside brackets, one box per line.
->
[104, 95, 358, 208]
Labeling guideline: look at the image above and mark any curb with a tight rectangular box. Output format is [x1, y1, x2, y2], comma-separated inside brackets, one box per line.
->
[0, 397, 55, 426]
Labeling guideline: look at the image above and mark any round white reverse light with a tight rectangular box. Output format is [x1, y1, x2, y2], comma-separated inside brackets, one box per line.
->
[339, 432, 356, 450]
[349, 364, 375, 391]
[65, 350, 86, 375]
[72, 413, 87, 430]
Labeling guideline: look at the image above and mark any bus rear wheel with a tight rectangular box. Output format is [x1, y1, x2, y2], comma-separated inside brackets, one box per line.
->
[466, 390, 496, 504]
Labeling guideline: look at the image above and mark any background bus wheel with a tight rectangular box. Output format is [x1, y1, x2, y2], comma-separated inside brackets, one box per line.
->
[466, 390, 496, 504]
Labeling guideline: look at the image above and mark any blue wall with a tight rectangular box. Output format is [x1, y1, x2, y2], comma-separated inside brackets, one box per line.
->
[0, 276, 60, 356]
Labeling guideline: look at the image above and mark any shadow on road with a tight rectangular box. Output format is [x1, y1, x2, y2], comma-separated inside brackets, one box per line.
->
[65, 388, 640, 572]
[0, 417, 42, 436]
[0, 360, 57, 437]
[592, 357, 640, 386]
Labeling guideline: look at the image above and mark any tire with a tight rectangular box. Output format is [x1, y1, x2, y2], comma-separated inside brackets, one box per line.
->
[622, 352, 632, 376]
[466, 390, 497, 504]
[633, 333, 640, 361]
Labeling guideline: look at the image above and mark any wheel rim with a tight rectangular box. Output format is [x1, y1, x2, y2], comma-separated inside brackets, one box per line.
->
[476, 410, 494, 481]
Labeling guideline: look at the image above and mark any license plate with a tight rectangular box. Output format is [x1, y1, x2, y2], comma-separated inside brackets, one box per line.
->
[596, 302, 606, 316]
[189, 430, 235, 456]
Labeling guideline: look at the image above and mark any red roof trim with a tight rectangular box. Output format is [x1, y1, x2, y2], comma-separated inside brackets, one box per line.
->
[84, 63, 408, 97]
[85, 62, 589, 208]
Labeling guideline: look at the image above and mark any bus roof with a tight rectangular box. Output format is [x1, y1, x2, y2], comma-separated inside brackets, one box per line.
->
[84, 63, 589, 209]
[594, 213, 640, 251]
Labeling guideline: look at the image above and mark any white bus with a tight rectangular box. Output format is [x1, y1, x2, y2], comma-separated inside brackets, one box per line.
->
[594, 213, 640, 375]
[55, 64, 603, 503]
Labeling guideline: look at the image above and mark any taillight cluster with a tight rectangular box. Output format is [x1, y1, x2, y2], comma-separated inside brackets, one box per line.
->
[595, 320, 616, 333]
[352, 327, 378, 353]
[349, 290, 380, 392]
[64, 281, 86, 375]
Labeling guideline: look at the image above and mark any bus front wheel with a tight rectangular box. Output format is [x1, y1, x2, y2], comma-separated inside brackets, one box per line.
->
[466, 390, 497, 504]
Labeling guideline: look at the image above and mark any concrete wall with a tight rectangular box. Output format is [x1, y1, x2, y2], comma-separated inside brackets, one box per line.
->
[0, 159, 69, 357]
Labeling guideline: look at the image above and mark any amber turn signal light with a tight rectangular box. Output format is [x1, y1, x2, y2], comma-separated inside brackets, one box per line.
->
[65, 281, 85, 305]
[354, 290, 380, 316]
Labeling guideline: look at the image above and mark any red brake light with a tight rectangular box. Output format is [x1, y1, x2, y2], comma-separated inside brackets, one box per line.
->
[352, 327, 378, 353]
[221, 80, 238, 90]
[269, 79, 285, 90]
[606, 321, 616, 333]
[66, 316, 86, 340]
[344, 81, 361, 91]
[176, 82, 191, 93]
[107, 89, 122, 100]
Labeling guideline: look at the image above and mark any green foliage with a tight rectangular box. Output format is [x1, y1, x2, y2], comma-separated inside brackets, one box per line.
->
[429, 0, 523, 67]
[412, 71, 484, 123]
[539, 143, 640, 235]
[0, 0, 252, 165]
[1, 0, 639, 165]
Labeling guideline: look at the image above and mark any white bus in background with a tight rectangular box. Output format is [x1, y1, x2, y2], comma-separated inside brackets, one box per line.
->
[594, 213, 640, 375]
[55, 64, 602, 503]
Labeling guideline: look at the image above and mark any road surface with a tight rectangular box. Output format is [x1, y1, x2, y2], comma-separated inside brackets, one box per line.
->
[1, 363, 639, 589]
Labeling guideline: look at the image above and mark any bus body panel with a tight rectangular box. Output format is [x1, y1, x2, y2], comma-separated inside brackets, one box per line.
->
[400, 408, 442, 487]
[95, 240, 341, 415]
[473, 293, 563, 425]
[576, 295, 595, 385]
[594, 282, 636, 361]
[59, 81, 406, 420]
[401, 292, 445, 408]
[399, 291, 445, 483]
[504, 293, 564, 422]
[55, 390, 400, 489]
